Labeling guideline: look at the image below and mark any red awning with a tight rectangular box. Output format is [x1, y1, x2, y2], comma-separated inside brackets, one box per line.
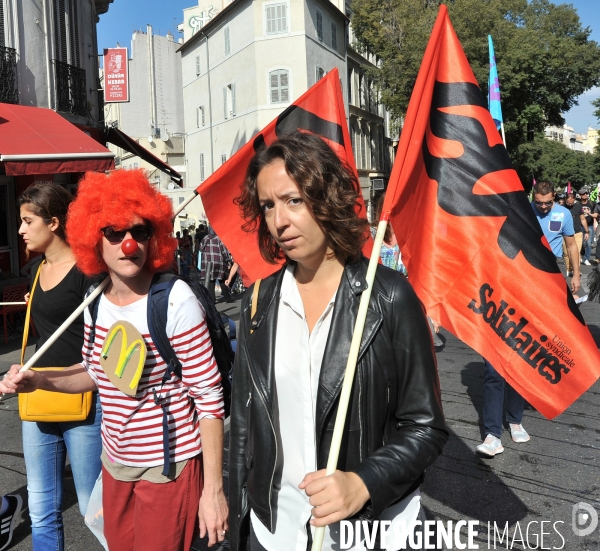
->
[0, 104, 115, 176]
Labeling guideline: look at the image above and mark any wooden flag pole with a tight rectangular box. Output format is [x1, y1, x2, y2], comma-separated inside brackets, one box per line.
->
[0, 302, 27, 306]
[311, 217, 388, 551]
[19, 278, 110, 372]
[173, 191, 199, 217]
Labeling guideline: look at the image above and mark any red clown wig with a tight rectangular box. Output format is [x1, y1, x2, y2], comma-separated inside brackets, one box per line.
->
[67, 169, 177, 276]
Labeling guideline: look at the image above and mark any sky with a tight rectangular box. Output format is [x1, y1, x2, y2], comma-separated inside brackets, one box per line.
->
[96, 0, 600, 134]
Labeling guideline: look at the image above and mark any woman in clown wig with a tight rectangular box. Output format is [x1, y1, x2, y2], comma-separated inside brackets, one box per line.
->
[1, 170, 228, 551]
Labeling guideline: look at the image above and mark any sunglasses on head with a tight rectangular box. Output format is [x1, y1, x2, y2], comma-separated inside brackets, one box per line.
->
[101, 224, 154, 244]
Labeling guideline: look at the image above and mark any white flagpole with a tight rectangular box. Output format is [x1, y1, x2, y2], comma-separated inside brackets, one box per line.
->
[19, 278, 110, 372]
[501, 122, 506, 148]
[311, 218, 388, 551]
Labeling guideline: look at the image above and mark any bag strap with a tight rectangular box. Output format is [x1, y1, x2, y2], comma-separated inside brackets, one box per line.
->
[21, 261, 44, 365]
[250, 279, 261, 334]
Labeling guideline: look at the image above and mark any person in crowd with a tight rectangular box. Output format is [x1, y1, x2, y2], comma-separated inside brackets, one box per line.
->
[199, 227, 232, 302]
[1, 170, 228, 551]
[533, 183, 580, 293]
[194, 224, 209, 269]
[16, 182, 102, 551]
[579, 187, 596, 265]
[228, 132, 448, 551]
[0, 493, 22, 551]
[476, 181, 581, 458]
[224, 258, 246, 297]
[562, 191, 588, 276]
[476, 357, 530, 457]
[370, 193, 407, 276]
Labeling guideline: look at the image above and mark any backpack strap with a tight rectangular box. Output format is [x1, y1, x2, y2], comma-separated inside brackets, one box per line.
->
[222, 314, 237, 353]
[146, 273, 182, 476]
[86, 277, 108, 346]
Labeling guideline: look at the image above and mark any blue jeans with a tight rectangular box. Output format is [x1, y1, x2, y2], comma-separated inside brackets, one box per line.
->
[482, 359, 525, 439]
[583, 233, 592, 262]
[22, 393, 102, 551]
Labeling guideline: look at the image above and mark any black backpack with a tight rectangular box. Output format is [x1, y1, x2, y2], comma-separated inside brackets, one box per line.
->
[88, 273, 235, 475]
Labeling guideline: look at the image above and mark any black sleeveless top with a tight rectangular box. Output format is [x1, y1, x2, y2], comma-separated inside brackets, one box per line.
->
[29, 262, 97, 368]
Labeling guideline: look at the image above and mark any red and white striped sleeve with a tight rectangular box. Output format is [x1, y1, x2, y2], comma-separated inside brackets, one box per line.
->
[167, 280, 225, 420]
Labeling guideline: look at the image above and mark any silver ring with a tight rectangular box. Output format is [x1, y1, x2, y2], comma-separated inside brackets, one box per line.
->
[221, 530, 226, 536]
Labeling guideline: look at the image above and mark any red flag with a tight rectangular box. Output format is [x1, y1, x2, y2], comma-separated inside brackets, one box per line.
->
[196, 69, 367, 283]
[383, 5, 600, 418]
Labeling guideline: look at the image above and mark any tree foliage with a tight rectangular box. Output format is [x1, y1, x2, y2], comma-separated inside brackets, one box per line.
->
[516, 137, 599, 189]
[351, 0, 600, 183]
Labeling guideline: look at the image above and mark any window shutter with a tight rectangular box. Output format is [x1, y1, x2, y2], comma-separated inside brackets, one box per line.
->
[200, 153, 205, 181]
[331, 22, 337, 51]
[224, 27, 230, 55]
[54, 0, 68, 63]
[195, 55, 201, 76]
[231, 83, 236, 116]
[201, 105, 205, 126]
[0, 0, 4, 47]
[316, 10, 323, 41]
[266, 5, 274, 34]
[280, 70, 289, 102]
[197, 107, 200, 128]
[270, 71, 279, 103]
[223, 86, 228, 119]
[68, 0, 80, 67]
[221, 154, 227, 165]
[278, 4, 287, 32]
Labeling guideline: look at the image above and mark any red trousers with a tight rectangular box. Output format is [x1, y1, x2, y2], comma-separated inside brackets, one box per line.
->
[102, 457, 202, 551]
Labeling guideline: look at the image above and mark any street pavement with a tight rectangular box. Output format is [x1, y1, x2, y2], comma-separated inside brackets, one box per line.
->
[1, 268, 599, 550]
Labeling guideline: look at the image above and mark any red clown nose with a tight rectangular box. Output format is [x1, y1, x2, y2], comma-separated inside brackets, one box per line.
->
[121, 239, 138, 256]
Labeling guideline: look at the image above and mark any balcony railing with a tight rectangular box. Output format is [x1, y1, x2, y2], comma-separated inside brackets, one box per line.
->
[55, 60, 87, 116]
[0, 46, 19, 104]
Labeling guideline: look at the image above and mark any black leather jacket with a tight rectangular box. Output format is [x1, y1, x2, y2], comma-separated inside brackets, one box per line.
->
[228, 258, 448, 550]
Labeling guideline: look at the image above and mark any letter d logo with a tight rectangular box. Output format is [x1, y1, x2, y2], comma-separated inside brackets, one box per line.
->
[572, 502, 598, 537]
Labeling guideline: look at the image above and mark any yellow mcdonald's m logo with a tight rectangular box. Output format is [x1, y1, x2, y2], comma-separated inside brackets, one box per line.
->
[101, 324, 145, 390]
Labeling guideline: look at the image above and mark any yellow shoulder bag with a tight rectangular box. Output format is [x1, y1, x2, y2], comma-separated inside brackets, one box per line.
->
[18, 261, 93, 422]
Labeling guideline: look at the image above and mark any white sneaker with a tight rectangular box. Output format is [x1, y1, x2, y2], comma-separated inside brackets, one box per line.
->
[509, 423, 530, 443]
[584, 260, 592, 266]
[476, 435, 504, 457]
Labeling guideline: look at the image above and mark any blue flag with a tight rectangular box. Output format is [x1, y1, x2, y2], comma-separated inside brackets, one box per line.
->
[488, 35, 503, 130]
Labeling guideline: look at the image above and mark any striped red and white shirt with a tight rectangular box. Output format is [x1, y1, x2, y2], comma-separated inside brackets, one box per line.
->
[81, 280, 224, 468]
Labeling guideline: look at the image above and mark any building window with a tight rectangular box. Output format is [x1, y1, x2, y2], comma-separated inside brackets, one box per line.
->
[0, 0, 5, 47]
[269, 69, 289, 103]
[360, 127, 366, 169]
[53, 0, 80, 67]
[199, 153, 205, 181]
[331, 21, 337, 50]
[316, 66, 325, 82]
[266, 3, 287, 35]
[224, 26, 230, 56]
[197, 106, 205, 128]
[195, 55, 201, 76]
[221, 153, 227, 165]
[223, 83, 236, 119]
[315, 9, 323, 42]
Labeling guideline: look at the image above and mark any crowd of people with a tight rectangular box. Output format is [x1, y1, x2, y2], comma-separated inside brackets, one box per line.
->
[0, 134, 596, 551]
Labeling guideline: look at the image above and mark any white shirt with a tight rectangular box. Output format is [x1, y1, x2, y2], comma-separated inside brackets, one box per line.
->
[251, 266, 420, 551]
